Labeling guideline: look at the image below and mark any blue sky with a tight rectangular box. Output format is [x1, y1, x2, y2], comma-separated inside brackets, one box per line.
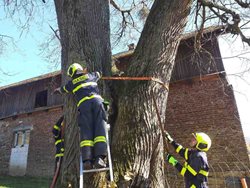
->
[0, 1, 57, 84]
[0, 2, 249, 139]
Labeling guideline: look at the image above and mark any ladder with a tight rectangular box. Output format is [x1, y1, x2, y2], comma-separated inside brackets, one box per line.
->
[79, 122, 114, 188]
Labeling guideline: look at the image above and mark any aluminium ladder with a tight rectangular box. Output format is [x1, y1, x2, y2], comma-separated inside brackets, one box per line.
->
[79, 122, 114, 188]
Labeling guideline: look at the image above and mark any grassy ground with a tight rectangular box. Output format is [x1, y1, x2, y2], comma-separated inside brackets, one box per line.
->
[0, 176, 52, 188]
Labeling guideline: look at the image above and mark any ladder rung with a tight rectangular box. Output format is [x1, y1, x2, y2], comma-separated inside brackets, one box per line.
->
[83, 167, 110, 173]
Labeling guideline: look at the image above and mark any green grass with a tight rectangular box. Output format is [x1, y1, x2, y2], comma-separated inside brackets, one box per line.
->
[0, 176, 52, 188]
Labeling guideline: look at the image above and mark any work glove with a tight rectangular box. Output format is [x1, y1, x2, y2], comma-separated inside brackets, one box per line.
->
[103, 100, 110, 112]
[164, 131, 173, 143]
[166, 154, 178, 166]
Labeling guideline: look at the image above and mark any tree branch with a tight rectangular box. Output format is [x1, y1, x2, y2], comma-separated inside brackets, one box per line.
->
[0, 34, 12, 39]
[195, 4, 206, 52]
[110, 0, 137, 40]
[234, 0, 250, 8]
[49, 24, 61, 42]
[238, 29, 250, 45]
[198, 0, 250, 46]
[110, 0, 122, 11]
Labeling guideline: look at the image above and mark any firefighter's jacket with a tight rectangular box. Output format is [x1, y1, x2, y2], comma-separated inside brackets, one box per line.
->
[52, 116, 64, 159]
[60, 72, 102, 107]
[171, 141, 209, 188]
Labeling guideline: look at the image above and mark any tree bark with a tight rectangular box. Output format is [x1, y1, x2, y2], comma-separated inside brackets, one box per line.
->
[53, 0, 192, 187]
[112, 0, 192, 187]
[53, 0, 111, 187]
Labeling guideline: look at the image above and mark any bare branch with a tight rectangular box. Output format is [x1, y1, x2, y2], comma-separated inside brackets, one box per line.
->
[0, 34, 12, 39]
[238, 29, 250, 45]
[110, 0, 122, 12]
[0, 34, 17, 55]
[228, 72, 250, 86]
[234, 0, 250, 8]
[198, 0, 240, 21]
[49, 24, 61, 42]
[198, 0, 250, 46]
[0, 67, 19, 77]
[110, 0, 134, 38]
[194, 4, 206, 52]
[240, 20, 250, 28]
[221, 51, 250, 59]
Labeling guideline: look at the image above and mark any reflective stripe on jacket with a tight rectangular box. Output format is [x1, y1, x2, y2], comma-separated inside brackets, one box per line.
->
[172, 141, 209, 188]
[60, 72, 102, 106]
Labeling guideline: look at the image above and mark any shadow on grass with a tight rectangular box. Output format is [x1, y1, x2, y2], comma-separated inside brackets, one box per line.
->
[0, 176, 52, 188]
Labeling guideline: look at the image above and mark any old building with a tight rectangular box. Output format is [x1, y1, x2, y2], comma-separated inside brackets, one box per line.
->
[0, 27, 249, 186]
[0, 72, 62, 176]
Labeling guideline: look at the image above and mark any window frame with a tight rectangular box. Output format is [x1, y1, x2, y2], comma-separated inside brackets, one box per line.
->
[12, 125, 33, 148]
[34, 90, 48, 108]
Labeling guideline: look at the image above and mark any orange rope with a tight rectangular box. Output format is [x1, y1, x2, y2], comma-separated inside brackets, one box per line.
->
[103, 76, 170, 150]
[102, 76, 153, 81]
[102, 76, 169, 91]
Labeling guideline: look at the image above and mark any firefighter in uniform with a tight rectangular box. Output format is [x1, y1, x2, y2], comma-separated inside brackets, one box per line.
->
[165, 131, 211, 188]
[52, 116, 64, 171]
[54, 63, 107, 170]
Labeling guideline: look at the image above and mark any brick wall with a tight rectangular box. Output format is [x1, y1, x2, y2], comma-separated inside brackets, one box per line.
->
[0, 120, 13, 174]
[165, 77, 250, 187]
[1, 75, 249, 186]
[0, 107, 62, 177]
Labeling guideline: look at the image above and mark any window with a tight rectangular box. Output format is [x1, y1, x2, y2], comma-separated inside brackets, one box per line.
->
[24, 130, 30, 145]
[35, 90, 48, 108]
[13, 130, 30, 147]
[225, 177, 241, 188]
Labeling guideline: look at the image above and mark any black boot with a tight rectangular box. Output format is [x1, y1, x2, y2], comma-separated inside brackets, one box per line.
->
[83, 160, 93, 170]
[94, 156, 106, 169]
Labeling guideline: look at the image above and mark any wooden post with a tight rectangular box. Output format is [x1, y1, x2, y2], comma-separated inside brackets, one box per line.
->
[240, 178, 248, 188]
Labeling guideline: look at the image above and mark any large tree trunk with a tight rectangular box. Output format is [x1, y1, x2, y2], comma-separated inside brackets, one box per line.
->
[53, 0, 192, 187]
[112, 0, 192, 187]
[53, 0, 111, 187]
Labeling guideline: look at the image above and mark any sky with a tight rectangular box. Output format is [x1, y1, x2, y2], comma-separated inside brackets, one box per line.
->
[0, 2, 249, 139]
[218, 35, 250, 138]
[0, 1, 58, 83]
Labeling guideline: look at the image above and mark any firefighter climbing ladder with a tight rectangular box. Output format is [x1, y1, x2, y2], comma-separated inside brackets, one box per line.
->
[79, 122, 114, 188]
[49, 75, 169, 187]
[78, 76, 169, 188]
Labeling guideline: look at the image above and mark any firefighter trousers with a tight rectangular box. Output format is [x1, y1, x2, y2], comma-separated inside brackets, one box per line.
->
[78, 97, 107, 161]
